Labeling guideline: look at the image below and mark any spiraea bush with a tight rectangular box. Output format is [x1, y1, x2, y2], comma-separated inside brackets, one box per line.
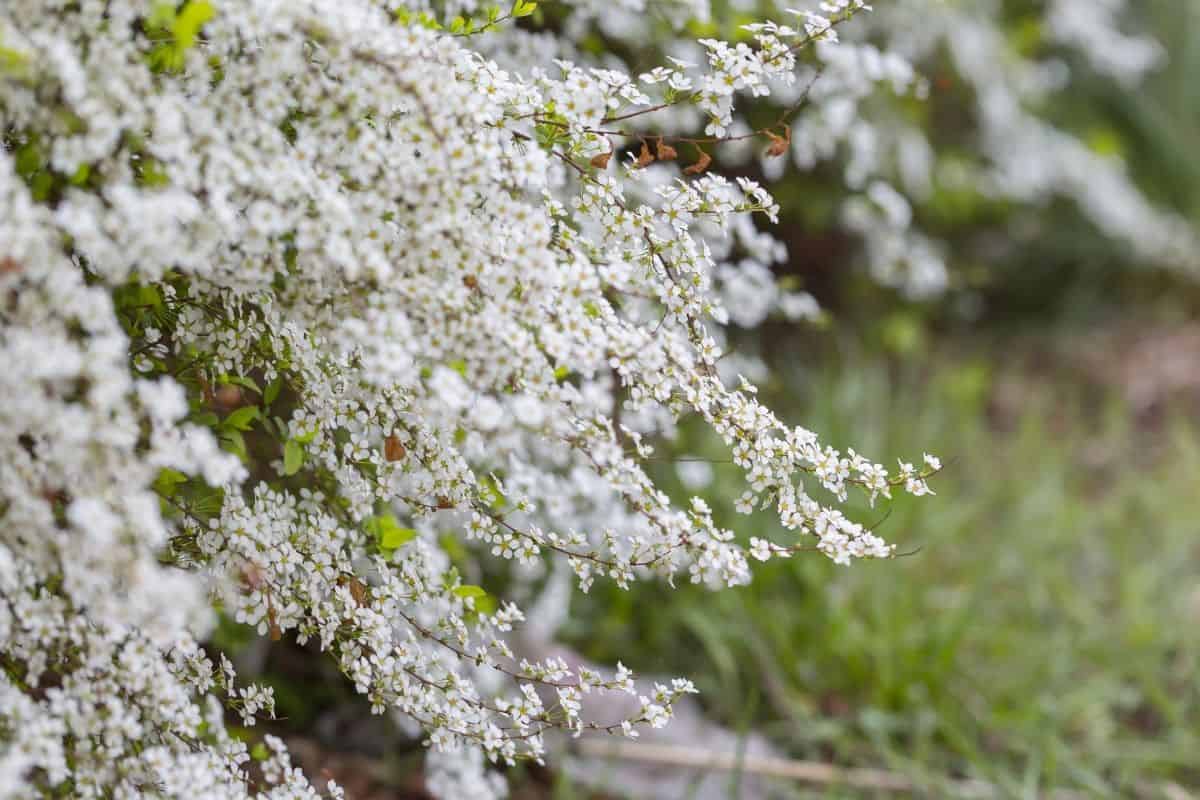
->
[0, 1, 945, 797]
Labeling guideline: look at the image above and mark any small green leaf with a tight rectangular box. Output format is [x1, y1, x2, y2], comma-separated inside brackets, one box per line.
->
[122, 284, 164, 310]
[14, 138, 43, 179]
[173, 0, 216, 51]
[220, 429, 247, 460]
[475, 594, 498, 615]
[250, 742, 269, 761]
[283, 439, 304, 475]
[450, 15, 466, 32]
[382, 526, 416, 550]
[147, 1, 177, 29]
[448, 358, 468, 377]
[187, 484, 225, 518]
[192, 411, 220, 428]
[221, 406, 259, 431]
[453, 585, 498, 615]
[263, 377, 283, 407]
[223, 375, 262, 395]
[366, 514, 417, 550]
[0, 46, 30, 78]
[153, 468, 188, 498]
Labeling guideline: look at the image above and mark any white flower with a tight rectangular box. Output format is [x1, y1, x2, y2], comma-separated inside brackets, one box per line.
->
[473, 396, 505, 431]
[429, 366, 471, 411]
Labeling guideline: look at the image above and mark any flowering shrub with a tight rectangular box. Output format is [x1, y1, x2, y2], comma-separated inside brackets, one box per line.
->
[0, 1, 943, 796]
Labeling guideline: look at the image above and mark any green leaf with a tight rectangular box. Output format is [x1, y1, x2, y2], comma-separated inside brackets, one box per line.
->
[452, 584, 488, 599]
[187, 484, 225, 518]
[250, 742, 269, 761]
[223, 374, 262, 396]
[173, 1, 216, 51]
[475, 594, 499, 616]
[147, 1, 177, 30]
[119, 284, 164, 310]
[453, 584, 498, 616]
[142, 158, 172, 188]
[220, 429, 247, 460]
[366, 514, 417, 550]
[145, 0, 215, 73]
[221, 405, 259, 431]
[263, 377, 283, 407]
[192, 411, 220, 428]
[14, 138, 43, 180]
[450, 15, 466, 32]
[153, 468, 188, 498]
[481, 473, 507, 510]
[283, 439, 304, 475]
[0, 45, 30, 79]
[30, 171, 54, 202]
[513, 0, 537, 17]
[448, 358, 468, 377]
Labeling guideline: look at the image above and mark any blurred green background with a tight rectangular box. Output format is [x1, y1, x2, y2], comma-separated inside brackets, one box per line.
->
[543, 0, 1200, 794]
[565, 342, 1200, 797]
[553, 1, 1200, 795]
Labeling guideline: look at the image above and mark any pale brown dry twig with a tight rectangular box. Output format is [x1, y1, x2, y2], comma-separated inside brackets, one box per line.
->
[571, 739, 1096, 799]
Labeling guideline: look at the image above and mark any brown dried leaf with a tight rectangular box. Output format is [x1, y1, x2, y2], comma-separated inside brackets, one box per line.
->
[656, 139, 678, 161]
[635, 141, 655, 169]
[683, 150, 712, 175]
[590, 150, 613, 169]
[765, 132, 788, 158]
[350, 579, 369, 607]
[267, 599, 282, 641]
[384, 435, 407, 462]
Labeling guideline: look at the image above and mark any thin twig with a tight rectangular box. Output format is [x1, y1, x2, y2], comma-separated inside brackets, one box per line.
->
[571, 740, 1091, 799]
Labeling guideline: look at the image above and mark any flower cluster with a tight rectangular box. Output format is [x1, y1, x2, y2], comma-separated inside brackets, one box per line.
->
[0, 0, 937, 797]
